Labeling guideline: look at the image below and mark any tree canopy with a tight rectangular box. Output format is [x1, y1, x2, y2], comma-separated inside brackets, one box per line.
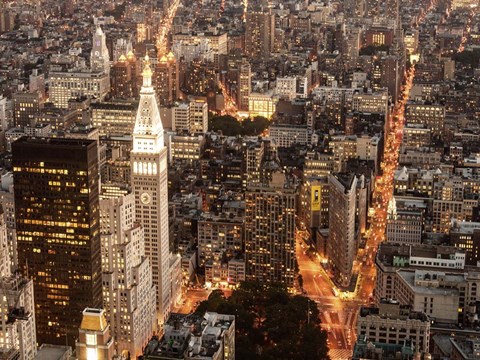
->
[209, 115, 270, 136]
[195, 281, 330, 360]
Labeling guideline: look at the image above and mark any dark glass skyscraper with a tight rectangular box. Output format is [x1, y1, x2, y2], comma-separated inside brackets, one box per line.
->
[12, 137, 102, 346]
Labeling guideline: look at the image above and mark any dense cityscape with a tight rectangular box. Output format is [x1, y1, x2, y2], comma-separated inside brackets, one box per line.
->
[0, 0, 479, 359]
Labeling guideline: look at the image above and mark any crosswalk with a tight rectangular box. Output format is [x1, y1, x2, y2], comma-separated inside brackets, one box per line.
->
[329, 349, 353, 359]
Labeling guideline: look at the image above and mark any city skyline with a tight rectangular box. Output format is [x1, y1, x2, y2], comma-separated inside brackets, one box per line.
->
[0, 0, 479, 359]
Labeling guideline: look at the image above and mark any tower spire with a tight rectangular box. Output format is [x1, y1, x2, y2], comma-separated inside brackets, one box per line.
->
[133, 52, 164, 148]
[142, 53, 153, 89]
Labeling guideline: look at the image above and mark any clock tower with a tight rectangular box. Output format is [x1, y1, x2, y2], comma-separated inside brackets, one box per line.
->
[131, 55, 173, 324]
[91, 24, 110, 74]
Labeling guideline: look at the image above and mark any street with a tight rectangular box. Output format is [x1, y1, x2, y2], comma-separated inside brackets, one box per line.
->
[296, 237, 362, 359]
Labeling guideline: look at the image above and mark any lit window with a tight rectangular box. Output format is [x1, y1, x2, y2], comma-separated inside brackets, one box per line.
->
[86, 333, 97, 346]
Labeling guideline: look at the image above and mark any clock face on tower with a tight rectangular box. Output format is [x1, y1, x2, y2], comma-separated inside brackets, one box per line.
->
[140, 192, 151, 204]
[94, 51, 99, 56]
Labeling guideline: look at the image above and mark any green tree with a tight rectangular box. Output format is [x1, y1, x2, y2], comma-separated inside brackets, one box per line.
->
[209, 115, 243, 135]
[194, 282, 329, 359]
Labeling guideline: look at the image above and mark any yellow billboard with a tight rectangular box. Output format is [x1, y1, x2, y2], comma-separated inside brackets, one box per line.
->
[311, 185, 321, 211]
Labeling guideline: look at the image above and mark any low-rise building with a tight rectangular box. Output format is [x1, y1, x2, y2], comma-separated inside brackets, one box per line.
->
[142, 312, 235, 360]
[357, 299, 430, 353]
[269, 123, 309, 147]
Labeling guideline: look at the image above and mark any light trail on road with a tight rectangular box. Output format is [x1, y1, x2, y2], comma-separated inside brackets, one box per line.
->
[156, 0, 181, 55]
[295, 1, 438, 357]
[457, 8, 474, 53]
[217, 80, 240, 117]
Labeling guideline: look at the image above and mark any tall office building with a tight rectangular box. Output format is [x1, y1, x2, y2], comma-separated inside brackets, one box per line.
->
[99, 190, 156, 357]
[327, 173, 358, 288]
[131, 55, 179, 323]
[0, 206, 37, 360]
[111, 55, 133, 99]
[245, 8, 275, 59]
[12, 137, 102, 346]
[154, 52, 179, 106]
[238, 58, 251, 112]
[91, 25, 110, 74]
[245, 172, 296, 287]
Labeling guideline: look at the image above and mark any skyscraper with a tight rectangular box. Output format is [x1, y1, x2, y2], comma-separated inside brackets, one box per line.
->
[155, 52, 179, 106]
[245, 8, 275, 59]
[238, 58, 251, 112]
[111, 55, 133, 99]
[327, 173, 357, 288]
[245, 172, 296, 287]
[91, 25, 110, 74]
[99, 189, 156, 357]
[131, 55, 178, 323]
[12, 137, 102, 346]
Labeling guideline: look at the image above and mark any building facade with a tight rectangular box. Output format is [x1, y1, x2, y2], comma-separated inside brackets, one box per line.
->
[245, 172, 296, 287]
[327, 173, 358, 288]
[12, 138, 102, 345]
[99, 190, 156, 357]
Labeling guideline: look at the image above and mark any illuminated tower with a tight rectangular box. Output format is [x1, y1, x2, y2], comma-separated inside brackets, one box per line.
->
[12, 137, 102, 346]
[91, 25, 110, 74]
[131, 55, 173, 323]
[111, 55, 133, 99]
[75, 308, 114, 360]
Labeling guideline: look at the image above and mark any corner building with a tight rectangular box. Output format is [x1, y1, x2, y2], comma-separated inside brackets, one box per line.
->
[12, 138, 102, 346]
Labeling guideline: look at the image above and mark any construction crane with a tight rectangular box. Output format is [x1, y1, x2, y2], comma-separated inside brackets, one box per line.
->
[1, 275, 31, 325]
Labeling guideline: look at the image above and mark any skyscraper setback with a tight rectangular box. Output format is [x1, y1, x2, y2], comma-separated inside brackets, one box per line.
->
[12, 137, 102, 346]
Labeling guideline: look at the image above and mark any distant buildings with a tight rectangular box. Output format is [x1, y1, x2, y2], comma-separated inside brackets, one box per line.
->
[49, 27, 110, 108]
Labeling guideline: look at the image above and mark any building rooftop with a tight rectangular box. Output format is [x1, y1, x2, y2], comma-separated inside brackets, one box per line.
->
[34, 344, 72, 360]
[451, 338, 480, 359]
[79, 308, 108, 332]
[143, 312, 234, 359]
